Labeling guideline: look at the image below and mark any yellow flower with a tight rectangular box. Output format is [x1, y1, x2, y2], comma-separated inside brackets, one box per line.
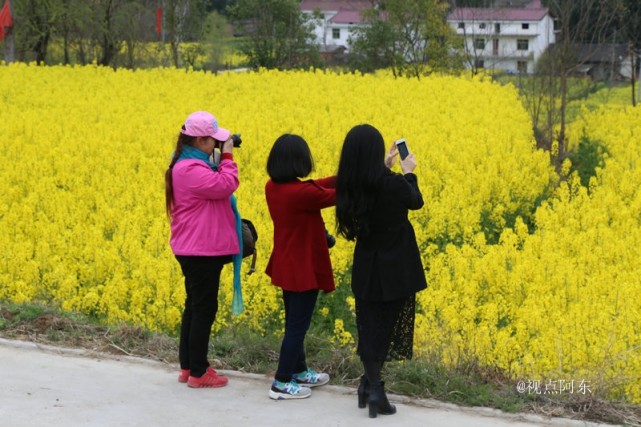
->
[2, 63, 640, 402]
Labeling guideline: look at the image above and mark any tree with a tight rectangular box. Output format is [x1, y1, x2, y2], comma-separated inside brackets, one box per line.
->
[94, 0, 128, 66]
[538, 0, 616, 157]
[447, 0, 499, 75]
[199, 11, 233, 71]
[57, 0, 91, 65]
[162, 0, 191, 67]
[13, 0, 61, 63]
[205, 0, 233, 14]
[349, 19, 398, 73]
[349, 0, 463, 78]
[228, 0, 319, 69]
[613, 0, 641, 106]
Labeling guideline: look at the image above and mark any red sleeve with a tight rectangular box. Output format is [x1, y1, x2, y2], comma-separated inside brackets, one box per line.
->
[314, 176, 336, 189]
[297, 180, 336, 211]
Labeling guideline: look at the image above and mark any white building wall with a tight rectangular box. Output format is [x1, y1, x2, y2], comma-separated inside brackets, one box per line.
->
[451, 15, 555, 73]
[303, 10, 355, 51]
[328, 25, 353, 47]
[303, 10, 338, 49]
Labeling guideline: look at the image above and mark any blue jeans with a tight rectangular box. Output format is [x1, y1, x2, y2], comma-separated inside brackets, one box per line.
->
[275, 289, 319, 382]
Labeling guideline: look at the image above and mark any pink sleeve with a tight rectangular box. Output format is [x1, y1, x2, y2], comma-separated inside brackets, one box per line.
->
[183, 160, 239, 200]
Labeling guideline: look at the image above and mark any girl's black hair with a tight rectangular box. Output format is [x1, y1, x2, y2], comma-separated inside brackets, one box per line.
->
[266, 134, 314, 183]
[335, 124, 387, 240]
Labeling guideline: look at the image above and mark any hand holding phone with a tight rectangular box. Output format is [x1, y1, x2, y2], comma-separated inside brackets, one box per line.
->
[395, 138, 410, 160]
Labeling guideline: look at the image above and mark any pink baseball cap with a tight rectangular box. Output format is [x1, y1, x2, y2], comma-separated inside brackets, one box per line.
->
[181, 111, 230, 141]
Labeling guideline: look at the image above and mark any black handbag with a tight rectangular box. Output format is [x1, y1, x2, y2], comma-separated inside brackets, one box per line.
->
[241, 219, 258, 274]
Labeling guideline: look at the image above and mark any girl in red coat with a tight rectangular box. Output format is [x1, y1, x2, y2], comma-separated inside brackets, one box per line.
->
[265, 134, 336, 400]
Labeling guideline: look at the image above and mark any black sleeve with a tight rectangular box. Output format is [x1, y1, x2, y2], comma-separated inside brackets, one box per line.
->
[400, 173, 424, 210]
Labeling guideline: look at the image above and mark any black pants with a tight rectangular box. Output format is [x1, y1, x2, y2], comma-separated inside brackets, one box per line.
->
[275, 289, 319, 383]
[176, 255, 226, 377]
[355, 296, 415, 363]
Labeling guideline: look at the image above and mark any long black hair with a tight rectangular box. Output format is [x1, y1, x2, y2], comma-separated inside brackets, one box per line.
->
[335, 124, 387, 240]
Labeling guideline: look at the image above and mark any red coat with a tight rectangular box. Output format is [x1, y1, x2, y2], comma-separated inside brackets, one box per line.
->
[265, 177, 336, 293]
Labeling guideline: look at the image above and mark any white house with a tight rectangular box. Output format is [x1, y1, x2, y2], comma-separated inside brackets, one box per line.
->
[447, 0, 556, 74]
[300, 0, 370, 53]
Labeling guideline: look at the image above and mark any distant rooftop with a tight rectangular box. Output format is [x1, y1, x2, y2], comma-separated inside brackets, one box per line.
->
[448, 0, 549, 22]
[300, 0, 371, 13]
[301, 0, 371, 25]
[330, 10, 363, 24]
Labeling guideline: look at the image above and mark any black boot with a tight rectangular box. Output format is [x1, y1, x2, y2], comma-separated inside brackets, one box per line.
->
[368, 381, 396, 418]
[357, 375, 369, 408]
[363, 361, 396, 418]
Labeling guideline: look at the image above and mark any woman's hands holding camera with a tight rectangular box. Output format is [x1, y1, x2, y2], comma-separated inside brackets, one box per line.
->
[217, 134, 241, 154]
[220, 137, 234, 154]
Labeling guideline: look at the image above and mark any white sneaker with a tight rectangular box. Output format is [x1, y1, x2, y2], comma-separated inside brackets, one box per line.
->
[269, 380, 312, 400]
[292, 369, 330, 388]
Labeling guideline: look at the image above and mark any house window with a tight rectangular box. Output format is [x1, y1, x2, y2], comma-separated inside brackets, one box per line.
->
[332, 28, 340, 39]
[475, 59, 485, 69]
[493, 39, 499, 55]
[458, 22, 465, 29]
[517, 39, 529, 50]
[479, 23, 486, 29]
[495, 23, 500, 34]
[475, 38, 486, 50]
[517, 61, 528, 73]
[522, 23, 529, 30]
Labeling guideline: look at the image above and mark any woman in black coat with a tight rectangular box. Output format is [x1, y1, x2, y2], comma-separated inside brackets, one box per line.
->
[336, 124, 427, 418]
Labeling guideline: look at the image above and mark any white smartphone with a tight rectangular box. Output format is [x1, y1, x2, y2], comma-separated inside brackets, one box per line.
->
[395, 138, 410, 160]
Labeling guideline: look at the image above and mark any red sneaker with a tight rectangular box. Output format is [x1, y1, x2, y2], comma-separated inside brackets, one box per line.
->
[187, 367, 229, 388]
[178, 369, 189, 383]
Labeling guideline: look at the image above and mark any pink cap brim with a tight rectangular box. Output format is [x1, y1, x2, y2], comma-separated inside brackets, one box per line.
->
[213, 127, 230, 142]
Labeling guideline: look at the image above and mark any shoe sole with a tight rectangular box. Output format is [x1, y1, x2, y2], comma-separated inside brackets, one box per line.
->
[187, 376, 229, 388]
[268, 390, 312, 400]
[187, 381, 228, 388]
[297, 378, 329, 388]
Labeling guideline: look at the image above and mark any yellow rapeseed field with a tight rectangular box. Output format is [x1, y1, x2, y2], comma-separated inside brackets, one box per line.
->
[1, 63, 639, 402]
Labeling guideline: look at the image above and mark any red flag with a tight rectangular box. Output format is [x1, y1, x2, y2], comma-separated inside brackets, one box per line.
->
[156, 7, 162, 35]
[0, 0, 13, 42]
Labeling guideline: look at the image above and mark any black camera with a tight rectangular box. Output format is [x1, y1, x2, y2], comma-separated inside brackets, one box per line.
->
[325, 228, 336, 248]
[231, 133, 242, 148]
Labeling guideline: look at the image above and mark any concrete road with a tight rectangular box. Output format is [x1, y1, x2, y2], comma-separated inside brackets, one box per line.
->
[0, 338, 610, 427]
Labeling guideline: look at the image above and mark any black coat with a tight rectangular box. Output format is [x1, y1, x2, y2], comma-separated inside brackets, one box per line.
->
[351, 171, 427, 302]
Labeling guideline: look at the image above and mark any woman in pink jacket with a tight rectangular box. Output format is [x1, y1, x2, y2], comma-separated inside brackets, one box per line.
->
[165, 111, 239, 388]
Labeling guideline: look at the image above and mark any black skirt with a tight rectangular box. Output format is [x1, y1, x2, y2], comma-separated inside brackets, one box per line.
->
[355, 295, 416, 362]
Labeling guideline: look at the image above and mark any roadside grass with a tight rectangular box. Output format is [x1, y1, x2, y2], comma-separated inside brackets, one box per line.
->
[1, 300, 639, 425]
